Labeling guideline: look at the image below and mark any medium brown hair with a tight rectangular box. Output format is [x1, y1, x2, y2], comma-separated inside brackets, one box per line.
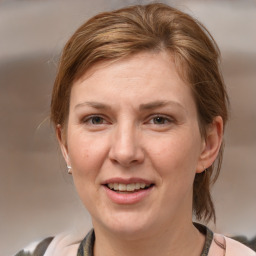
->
[51, 3, 229, 222]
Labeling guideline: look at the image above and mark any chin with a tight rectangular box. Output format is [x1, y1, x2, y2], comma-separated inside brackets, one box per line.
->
[95, 211, 156, 239]
[108, 225, 152, 240]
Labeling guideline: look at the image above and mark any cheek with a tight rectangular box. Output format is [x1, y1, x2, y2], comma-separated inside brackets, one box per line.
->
[67, 133, 108, 207]
[155, 136, 200, 160]
[146, 131, 201, 179]
[67, 132, 108, 179]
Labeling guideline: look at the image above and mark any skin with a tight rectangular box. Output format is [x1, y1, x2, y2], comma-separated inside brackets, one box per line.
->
[58, 51, 223, 256]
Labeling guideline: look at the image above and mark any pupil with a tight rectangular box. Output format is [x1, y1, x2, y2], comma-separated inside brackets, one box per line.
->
[92, 116, 102, 124]
[154, 117, 164, 124]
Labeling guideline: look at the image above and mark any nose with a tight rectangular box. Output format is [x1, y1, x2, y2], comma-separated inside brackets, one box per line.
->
[108, 123, 145, 167]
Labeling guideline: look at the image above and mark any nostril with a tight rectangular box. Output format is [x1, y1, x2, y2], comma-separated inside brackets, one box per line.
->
[109, 146, 145, 167]
[110, 159, 132, 168]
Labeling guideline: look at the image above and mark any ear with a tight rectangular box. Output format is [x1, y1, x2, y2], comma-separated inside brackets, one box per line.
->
[56, 124, 70, 166]
[196, 116, 223, 173]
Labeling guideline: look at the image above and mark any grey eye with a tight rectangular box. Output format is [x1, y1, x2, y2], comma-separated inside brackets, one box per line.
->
[91, 116, 104, 124]
[153, 116, 167, 124]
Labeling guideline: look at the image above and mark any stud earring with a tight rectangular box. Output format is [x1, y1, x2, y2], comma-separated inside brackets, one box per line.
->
[67, 165, 72, 174]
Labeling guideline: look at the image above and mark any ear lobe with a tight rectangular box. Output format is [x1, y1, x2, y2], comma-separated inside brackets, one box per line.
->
[56, 124, 70, 166]
[197, 116, 223, 173]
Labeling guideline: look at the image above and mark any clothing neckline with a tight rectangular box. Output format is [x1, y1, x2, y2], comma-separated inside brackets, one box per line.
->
[194, 222, 214, 256]
[77, 223, 214, 256]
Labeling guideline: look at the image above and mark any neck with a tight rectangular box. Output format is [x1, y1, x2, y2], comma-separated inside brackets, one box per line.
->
[93, 221, 205, 256]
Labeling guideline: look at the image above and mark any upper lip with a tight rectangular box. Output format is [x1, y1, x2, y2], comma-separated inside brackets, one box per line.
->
[102, 177, 154, 185]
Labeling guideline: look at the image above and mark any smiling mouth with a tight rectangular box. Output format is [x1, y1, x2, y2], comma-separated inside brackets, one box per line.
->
[105, 183, 154, 193]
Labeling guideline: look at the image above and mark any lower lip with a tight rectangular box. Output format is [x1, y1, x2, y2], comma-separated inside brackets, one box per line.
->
[103, 186, 153, 205]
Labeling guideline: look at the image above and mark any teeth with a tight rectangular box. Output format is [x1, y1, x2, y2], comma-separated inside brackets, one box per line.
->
[127, 184, 135, 191]
[107, 183, 150, 192]
[119, 184, 126, 191]
[140, 183, 145, 189]
[135, 183, 140, 190]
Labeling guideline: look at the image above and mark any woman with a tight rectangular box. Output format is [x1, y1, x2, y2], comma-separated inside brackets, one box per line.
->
[15, 3, 255, 256]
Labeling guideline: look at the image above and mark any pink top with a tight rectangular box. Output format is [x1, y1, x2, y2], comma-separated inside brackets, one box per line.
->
[16, 229, 256, 256]
[208, 233, 256, 256]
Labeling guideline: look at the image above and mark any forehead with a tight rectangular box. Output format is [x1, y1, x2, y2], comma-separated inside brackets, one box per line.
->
[70, 51, 196, 112]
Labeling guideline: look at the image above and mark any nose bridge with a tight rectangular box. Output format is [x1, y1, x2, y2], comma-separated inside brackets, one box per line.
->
[109, 119, 143, 166]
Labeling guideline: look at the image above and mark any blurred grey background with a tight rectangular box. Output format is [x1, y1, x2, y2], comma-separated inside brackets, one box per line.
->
[0, 0, 255, 255]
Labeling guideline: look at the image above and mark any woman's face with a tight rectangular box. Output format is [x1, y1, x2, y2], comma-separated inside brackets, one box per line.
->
[60, 51, 208, 238]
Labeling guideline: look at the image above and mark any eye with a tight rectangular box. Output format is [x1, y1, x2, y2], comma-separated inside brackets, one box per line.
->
[148, 115, 173, 125]
[90, 116, 104, 124]
[83, 115, 107, 125]
[152, 116, 168, 124]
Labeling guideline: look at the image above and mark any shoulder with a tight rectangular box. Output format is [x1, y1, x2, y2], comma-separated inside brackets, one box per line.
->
[14, 225, 92, 256]
[208, 234, 256, 256]
[43, 229, 86, 256]
[225, 236, 256, 256]
[15, 228, 88, 256]
[14, 228, 87, 256]
[14, 237, 54, 256]
[209, 233, 256, 256]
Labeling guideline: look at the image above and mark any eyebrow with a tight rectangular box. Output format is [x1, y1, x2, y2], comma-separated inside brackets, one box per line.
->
[74, 100, 184, 111]
[75, 101, 112, 110]
[139, 100, 184, 111]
